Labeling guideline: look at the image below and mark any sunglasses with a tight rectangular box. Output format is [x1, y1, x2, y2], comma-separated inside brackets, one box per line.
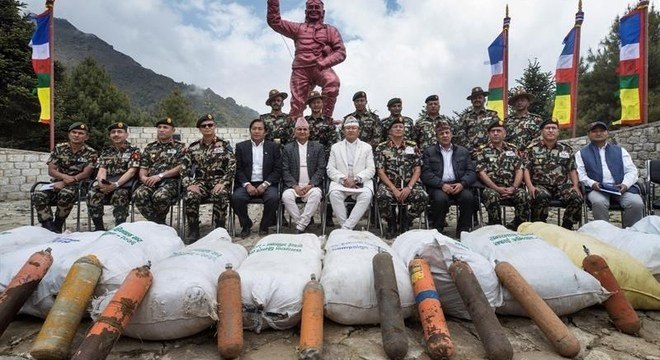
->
[200, 123, 215, 128]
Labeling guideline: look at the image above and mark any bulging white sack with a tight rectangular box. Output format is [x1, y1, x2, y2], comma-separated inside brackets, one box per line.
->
[0, 226, 57, 255]
[630, 215, 660, 235]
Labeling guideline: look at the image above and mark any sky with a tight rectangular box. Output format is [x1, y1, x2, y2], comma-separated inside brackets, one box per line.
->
[22, 0, 650, 120]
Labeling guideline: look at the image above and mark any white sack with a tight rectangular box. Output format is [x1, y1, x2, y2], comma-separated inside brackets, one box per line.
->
[0, 226, 57, 255]
[630, 215, 660, 235]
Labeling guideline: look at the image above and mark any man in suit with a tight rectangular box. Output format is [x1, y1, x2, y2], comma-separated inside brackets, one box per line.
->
[326, 116, 376, 230]
[231, 118, 282, 237]
[281, 117, 326, 233]
[421, 120, 476, 237]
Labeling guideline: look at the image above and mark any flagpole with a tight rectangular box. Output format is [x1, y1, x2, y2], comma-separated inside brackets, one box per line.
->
[571, 0, 584, 138]
[640, 0, 649, 124]
[46, 0, 55, 150]
[503, 5, 510, 115]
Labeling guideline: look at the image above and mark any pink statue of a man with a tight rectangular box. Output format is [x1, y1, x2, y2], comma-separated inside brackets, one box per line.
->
[267, 0, 346, 119]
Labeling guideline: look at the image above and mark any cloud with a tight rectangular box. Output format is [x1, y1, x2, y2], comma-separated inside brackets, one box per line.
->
[22, 0, 641, 120]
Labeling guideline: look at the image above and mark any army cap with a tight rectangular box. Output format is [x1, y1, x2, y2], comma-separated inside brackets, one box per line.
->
[388, 116, 405, 130]
[425, 94, 439, 103]
[306, 90, 324, 105]
[196, 113, 216, 128]
[266, 89, 288, 106]
[387, 97, 402, 108]
[434, 119, 452, 132]
[68, 122, 88, 132]
[467, 86, 489, 100]
[540, 118, 560, 129]
[156, 117, 175, 127]
[487, 118, 505, 131]
[587, 121, 608, 131]
[352, 91, 367, 101]
[107, 122, 128, 132]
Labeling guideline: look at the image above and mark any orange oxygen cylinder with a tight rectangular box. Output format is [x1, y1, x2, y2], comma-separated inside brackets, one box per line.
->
[495, 261, 580, 358]
[298, 273, 324, 360]
[70, 263, 153, 360]
[449, 258, 513, 360]
[373, 252, 408, 360]
[217, 263, 244, 359]
[582, 246, 640, 335]
[0, 248, 53, 337]
[31, 255, 103, 360]
[409, 257, 454, 359]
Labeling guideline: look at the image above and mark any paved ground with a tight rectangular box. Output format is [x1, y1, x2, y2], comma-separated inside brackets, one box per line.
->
[1, 200, 659, 359]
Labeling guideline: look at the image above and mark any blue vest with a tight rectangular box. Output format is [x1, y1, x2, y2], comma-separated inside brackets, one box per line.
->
[579, 143, 639, 194]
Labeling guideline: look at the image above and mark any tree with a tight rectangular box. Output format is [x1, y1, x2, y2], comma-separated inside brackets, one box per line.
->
[57, 57, 132, 150]
[159, 88, 196, 127]
[512, 59, 555, 119]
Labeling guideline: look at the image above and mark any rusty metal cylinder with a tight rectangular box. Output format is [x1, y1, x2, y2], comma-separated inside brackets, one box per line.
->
[373, 252, 408, 359]
[217, 264, 244, 359]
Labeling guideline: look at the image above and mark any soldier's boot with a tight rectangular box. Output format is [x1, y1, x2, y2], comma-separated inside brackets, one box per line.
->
[507, 217, 524, 231]
[386, 213, 397, 238]
[154, 215, 167, 225]
[561, 219, 574, 230]
[92, 217, 105, 232]
[326, 207, 335, 227]
[187, 222, 200, 243]
[115, 218, 126, 227]
[41, 219, 55, 232]
[214, 217, 226, 230]
[52, 217, 65, 234]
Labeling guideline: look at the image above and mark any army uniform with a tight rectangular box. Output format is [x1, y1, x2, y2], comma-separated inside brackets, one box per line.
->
[261, 112, 293, 147]
[133, 139, 186, 223]
[306, 114, 339, 159]
[525, 139, 582, 225]
[381, 115, 415, 142]
[504, 112, 544, 152]
[33, 142, 97, 227]
[414, 114, 453, 152]
[342, 110, 382, 150]
[475, 141, 530, 225]
[87, 141, 141, 225]
[454, 108, 500, 157]
[374, 140, 428, 231]
[182, 136, 236, 229]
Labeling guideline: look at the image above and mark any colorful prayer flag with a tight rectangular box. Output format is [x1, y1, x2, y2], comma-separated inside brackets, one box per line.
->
[552, 5, 583, 129]
[487, 10, 510, 120]
[29, 9, 52, 124]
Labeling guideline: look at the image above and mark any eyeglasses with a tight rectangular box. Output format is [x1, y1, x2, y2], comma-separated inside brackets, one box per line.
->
[200, 123, 215, 128]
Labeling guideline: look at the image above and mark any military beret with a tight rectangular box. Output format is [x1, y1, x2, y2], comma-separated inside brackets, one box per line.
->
[434, 119, 451, 132]
[352, 91, 367, 101]
[266, 89, 288, 106]
[196, 113, 216, 128]
[587, 121, 608, 131]
[387, 97, 402, 107]
[306, 90, 324, 105]
[425, 94, 439, 103]
[68, 122, 88, 132]
[467, 86, 489, 100]
[487, 118, 505, 131]
[107, 122, 128, 132]
[388, 116, 405, 130]
[156, 117, 174, 127]
[540, 118, 560, 129]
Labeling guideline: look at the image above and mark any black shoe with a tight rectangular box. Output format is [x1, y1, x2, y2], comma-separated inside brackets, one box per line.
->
[92, 218, 105, 232]
[240, 226, 252, 238]
[188, 223, 200, 242]
[115, 218, 126, 227]
[154, 216, 167, 225]
[52, 218, 65, 234]
[386, 221, 397, 238]
[214, 218, 226, 229]
[41, 220, 56, 232]
[561, 220, 574, 230]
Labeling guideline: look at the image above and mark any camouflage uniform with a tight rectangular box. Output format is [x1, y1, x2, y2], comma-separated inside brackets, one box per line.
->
[87, 142, 141, 225]
[504, 112, 544, 152]
[381, 115, 415, 142]
[306, 114, 339, 159]
[133, 139, 186, 222]
[374, 140, 428, 226]
[33, 142, 97, 223]
[454, 108, 500, 157]
[414, 114, 453, 152]
[525, 140, 582, 224]
[475, 142, 530, 224]
[261, 112, 293, 147]
[181, 137, 236, 228]
[342, 110, 382, 150]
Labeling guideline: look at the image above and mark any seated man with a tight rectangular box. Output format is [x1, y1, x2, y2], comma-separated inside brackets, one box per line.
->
[523, 119, 583, 229]
[575, 121, 644, 227]
[87, 122, 140, 231]
[375, 117, 428, 237]
[326, 116, 375, 230]
[231, 118, 282, 237]
[34, 122, 97, 233]
[476, 119, 530, 228]
[421, 121, 476, 237]
[281, 117, 326, 233]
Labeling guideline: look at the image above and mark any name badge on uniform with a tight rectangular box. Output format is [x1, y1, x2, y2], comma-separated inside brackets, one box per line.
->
[559, 151, 570, 159]
[213, 148, 224, 154]
[404, 146, 415, 155]
[167, 149, 177, 155]
[122, 153, 131, 161]
[505, 150, 516, 157]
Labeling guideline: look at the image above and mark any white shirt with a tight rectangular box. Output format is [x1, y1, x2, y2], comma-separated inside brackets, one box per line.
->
[440, 144, 456, 182]
[575, 143, 638, 189]
[346, 139, 358, 176]
[297, 141, 310, 186]
[250, 140, 264, 182]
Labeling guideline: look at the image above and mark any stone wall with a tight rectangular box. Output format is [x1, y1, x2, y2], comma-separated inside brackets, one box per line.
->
[1, 122, 659, 201]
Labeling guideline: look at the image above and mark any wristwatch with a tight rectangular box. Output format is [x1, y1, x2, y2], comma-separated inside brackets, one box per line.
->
[157, 173, 164, 179]
[114, 182, 120, 188]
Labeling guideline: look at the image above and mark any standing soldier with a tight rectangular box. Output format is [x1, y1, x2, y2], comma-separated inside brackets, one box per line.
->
[182, 114, 236, 241]
[33, 122, 97, 233]
[504, 87, 544, 152]
[454, 86, 500, 157]
[342, 91, 382, 150]
[261, 89, 293, 147]
[476, 119, 529, 228]
[375, 117, 428, 238]
[87, 122, 141, 231]
[133, 118, 186, 224]
[523, 119, 582, 229]
[305, 90, 339, 159]
[414, 94, 453, 152]
[381, 98, 415, 141]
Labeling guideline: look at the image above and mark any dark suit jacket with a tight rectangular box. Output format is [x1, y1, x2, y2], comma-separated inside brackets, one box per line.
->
[282, 140, 326, 189]
[234, 139, 282, 188]
[421, 143, 476, 189]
